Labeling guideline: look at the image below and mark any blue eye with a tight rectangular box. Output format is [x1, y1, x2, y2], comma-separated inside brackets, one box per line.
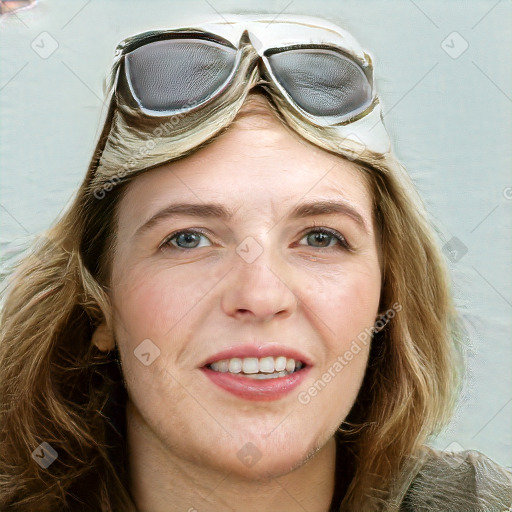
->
[161, 230, 211, 250]
[299, 228, 350, 251]
[160, 227, 351, 251]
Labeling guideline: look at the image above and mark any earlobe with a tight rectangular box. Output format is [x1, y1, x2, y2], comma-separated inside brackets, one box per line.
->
[91, 322, 115, 352]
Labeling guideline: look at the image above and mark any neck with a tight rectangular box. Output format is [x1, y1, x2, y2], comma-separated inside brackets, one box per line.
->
[126, 401, 339, 512]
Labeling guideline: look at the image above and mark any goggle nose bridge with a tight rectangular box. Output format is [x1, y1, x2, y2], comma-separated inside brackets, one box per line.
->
[240, 28, 265, 55]
[234, 29, 272, 88]
[237, 28, 273, 57]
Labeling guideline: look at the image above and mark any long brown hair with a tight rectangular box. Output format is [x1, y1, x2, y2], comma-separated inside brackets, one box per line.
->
[0, 90, 465, 510]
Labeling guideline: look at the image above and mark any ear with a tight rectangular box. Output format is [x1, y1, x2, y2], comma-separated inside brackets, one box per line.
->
[91, 322, 115, 352]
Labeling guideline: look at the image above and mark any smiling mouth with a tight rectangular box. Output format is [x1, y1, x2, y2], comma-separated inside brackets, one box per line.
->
[206, 355, 305, 380]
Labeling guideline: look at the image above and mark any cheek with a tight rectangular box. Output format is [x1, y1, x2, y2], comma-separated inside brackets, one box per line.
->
[301, 262, 381, 346]
[297, 268, 377, 421]
[112, 264, 206, 344]
[111, 261, 229, 390]
[111, 266, 202, 421]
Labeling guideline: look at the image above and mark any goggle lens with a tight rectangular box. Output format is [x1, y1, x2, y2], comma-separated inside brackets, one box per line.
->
[266, 48, 372, 118]
[125, 38, 237, 112]
[121, 37, 372, 121]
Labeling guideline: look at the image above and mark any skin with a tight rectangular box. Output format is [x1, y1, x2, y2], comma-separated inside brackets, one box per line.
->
[104, 94, 382, 511]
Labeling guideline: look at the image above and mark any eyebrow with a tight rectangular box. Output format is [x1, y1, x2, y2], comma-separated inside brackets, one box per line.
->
[134, 199, 370, 237]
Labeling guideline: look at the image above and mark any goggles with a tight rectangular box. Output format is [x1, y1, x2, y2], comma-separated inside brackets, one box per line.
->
[88, 14, 392, 195]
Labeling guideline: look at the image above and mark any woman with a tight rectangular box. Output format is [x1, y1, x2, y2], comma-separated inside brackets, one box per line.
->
[0, 13, 511, 512]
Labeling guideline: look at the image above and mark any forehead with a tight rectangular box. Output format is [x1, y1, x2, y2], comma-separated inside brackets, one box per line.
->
[116, 106, 375, 231]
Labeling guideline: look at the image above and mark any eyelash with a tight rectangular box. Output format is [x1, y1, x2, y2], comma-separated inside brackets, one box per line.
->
[159, 224, 351, 252]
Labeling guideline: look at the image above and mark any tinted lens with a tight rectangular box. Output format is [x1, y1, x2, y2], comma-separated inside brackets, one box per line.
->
[124, 38, 237, 112]
[267, 48, 372, 118]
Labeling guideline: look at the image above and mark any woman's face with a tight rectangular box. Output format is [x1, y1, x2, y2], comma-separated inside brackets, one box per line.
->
[110, 96, 382, 479]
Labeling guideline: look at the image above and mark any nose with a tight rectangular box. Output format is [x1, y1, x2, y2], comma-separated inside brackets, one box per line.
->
[221, 248, 298, 323]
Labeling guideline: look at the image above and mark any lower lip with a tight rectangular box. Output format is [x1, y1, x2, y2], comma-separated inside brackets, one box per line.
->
[200, 366, 311, 401]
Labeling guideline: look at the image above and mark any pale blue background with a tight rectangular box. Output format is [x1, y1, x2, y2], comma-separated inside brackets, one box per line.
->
[1, 0, 511, 468]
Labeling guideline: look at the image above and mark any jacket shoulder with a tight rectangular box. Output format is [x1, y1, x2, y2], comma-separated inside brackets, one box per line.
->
[399, 446, 512, 512]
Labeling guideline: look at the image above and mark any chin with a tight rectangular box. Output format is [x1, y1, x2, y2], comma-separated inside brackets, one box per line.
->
[220, 430, 325, 480]
[221, 449, 312, 482]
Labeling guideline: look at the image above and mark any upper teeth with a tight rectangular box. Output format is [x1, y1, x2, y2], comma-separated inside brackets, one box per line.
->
[209, 356, 303, 374]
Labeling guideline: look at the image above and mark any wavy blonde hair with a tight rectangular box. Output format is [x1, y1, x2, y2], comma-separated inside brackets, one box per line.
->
[0, 83, 465, 510]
